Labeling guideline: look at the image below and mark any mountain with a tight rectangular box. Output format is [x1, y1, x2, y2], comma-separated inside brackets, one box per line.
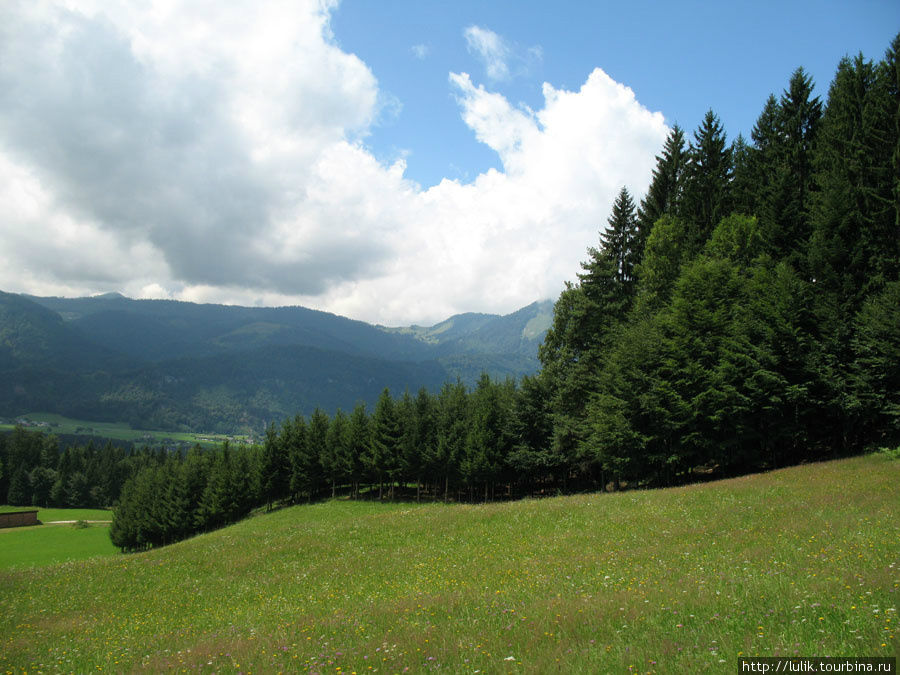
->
[2, 292, 552, 433]
[383, 300, 553, 382]
[0, 291, 129, 372]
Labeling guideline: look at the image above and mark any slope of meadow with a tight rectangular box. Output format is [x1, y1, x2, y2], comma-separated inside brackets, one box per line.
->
[1, 454, 897, 673]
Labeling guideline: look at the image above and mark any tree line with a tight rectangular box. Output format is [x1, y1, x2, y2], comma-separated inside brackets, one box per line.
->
[0, 426, 143, 509]
[107, 376, 565, 552]
[540, 36, 900, 487]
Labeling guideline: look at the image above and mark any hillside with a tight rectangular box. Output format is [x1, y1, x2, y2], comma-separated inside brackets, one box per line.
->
[0, 454, 896, 672]
[1, 292, 552, 432]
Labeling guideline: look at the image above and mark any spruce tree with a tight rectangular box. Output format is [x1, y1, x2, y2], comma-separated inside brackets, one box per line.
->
[370, 388, 401, 499]
[637, 124, 687, 259]
[7, 466, 30, 506]
[323, 409, 350, 499]
[412, 387, 437, 501]
[347, 403, 371, 499]
[260, 423, 289, 510]
[680, 110, 733, 248]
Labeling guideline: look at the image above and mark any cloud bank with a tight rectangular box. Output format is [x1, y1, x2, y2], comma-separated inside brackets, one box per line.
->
[0, 1, 668, 325]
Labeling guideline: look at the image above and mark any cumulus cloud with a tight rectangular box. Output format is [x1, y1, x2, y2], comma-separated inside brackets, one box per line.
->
[0, 0, 668, 325]
[410, 43, 429, 60]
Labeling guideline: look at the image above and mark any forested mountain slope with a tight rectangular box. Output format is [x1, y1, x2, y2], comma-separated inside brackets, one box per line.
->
[1, 292, 550, 432]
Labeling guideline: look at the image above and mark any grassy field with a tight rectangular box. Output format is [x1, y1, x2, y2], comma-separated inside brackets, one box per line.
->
[0, 506, 113, 522]
[0, 523, 118, 570]
[1, 454, 897, 673]
[0, 412, 249, 448]
[0, 507, 116, 571]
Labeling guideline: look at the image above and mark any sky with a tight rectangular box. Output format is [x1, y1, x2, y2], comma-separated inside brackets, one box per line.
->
[0, 1, 897, 326]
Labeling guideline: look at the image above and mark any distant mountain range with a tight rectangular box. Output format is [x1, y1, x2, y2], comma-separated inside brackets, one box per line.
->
[0, 291, 552, 433]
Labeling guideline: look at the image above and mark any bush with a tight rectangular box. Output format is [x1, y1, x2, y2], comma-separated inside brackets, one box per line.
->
[878, 446, 900, 461]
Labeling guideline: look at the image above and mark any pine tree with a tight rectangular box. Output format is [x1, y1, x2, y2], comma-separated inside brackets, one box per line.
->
[464, 374, 511, 501]
[637, 124, 687, 260]
[434, 380, 468, 501]
[284, 414, 310, 503]
[7, 466, 30, 506]
[680, 110, 733, 248]
[347, 403, 371, 499]
[260, 423, 290, 510]
[370, 388, 401, 499]
[323, 409, 350, 498]
[303, 410, 329, 501]
[411, 387, 437, 501]
[598, 186, 639, 291]
[507, 373, 556, 491]
[772, 67, 822, 267]
[742, 94, 781, 221]
[811, 52, 898, 308]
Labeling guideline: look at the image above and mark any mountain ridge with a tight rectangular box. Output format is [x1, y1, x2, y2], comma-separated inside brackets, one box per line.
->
[2, 291, 553, 433]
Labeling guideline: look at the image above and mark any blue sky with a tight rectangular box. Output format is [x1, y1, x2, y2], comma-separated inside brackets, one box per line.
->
[332, 0, 899, 188]
[0, 0, 896, 325]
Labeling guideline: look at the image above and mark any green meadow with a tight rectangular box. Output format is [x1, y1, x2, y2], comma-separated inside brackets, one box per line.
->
[0, 412, 247, 448]
[1, 454, 897, 673]
[0, 523, 117, 570]
[0, 507, 116, 571]
[0, 506, 113, 522]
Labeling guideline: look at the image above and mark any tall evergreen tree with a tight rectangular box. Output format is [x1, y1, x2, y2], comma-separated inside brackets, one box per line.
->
[323, 409, 350, 499]
[637, 124, 687, 259]
[411, 387, 437, 501]
[260, 423, 290, 510]
[434, 380, 468, 501]
[680, 110, 733, 247]
[369, 388, 401, 499]
[807, 48, 900, 451]
[463, 374, 512, 501]
[771, 67, 822, 266]
[7, 466, 30, 506]
[302, 409, 329, 501]
[284, 414, 310, 503]
[347, 403, 371, 499]
[598, 186, 639, 291]
[811, 52, 899, 307]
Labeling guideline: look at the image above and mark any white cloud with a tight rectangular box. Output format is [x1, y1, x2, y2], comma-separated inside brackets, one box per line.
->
[463, 25, 543, 83]
[0, 0, 668, 326]
[464, 25, 511, 81]
[410, 43, 429, 60]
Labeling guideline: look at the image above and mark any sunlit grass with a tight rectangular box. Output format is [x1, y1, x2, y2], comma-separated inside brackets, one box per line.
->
[0, 505, 112, 522]
[0, 523, 117, 570]
[0, 454, 897, 673]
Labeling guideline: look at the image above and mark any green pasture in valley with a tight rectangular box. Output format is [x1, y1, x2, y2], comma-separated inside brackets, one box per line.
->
[0, 506, 112, 522]
[0, 523, 117, 570]
[0, 412, 248, 448]
[1, 454, 897, 673]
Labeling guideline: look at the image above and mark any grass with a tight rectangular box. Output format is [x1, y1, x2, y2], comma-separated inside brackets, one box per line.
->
[0, 522, 118, 570]
[0, 506, 113, 522]
[0, 454, 897, 673]
[0, 507, 116, 571]
[0, 412, 249, 448]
